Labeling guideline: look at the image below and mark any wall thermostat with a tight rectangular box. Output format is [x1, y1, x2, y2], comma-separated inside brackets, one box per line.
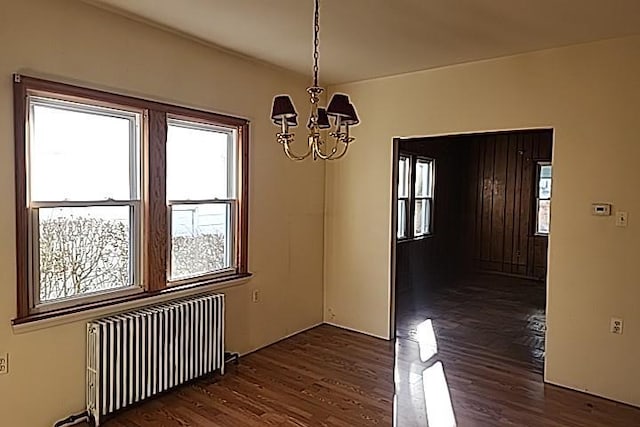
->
[592, 203, 612, 216]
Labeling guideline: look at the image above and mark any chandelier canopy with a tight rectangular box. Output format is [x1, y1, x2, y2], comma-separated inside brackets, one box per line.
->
[270, 0, 360, 161]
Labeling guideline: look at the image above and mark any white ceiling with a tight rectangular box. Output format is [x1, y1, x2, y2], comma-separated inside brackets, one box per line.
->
[86, 0, 640, 84]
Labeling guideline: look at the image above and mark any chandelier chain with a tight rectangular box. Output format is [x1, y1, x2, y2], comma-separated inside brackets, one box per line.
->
[272, 0, 357, 161]
[313, 0, 320, 87]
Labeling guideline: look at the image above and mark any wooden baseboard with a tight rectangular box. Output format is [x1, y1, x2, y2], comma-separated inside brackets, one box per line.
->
[471, 269, 545, 282]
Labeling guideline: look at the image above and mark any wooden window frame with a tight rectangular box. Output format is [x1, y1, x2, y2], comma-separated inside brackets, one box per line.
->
[13, 75, 250, 323]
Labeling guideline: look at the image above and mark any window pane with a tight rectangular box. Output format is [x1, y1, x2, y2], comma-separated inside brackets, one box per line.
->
[398, 199, 407, 238]
[540, 165, 552, 179]
[537, 199, 551, 234]
[539, 178, 552, 199]
[415, 159, 433, 198]
[170, 203, 232, 280]
[30, 100, 138, 201]
[38, 206, 133, 302]
[414, 198, 432, 236]
[167, 120, 233, 200]
[398, 156, 410, 198]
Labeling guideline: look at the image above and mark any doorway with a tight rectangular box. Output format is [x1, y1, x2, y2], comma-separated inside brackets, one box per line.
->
[391, 129, 553, 425]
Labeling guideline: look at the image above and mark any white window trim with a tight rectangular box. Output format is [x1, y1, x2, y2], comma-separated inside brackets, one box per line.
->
[26, 96, 144, 312]
[397, 154, 411, 240]
[535, 161, 552, 236]
[413, 157, 435, 238]
[167, 199, 238, 284]
[165, 117, 240, 284]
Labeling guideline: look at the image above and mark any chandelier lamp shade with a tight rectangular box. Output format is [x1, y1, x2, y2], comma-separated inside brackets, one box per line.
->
[270, 0, 360, 161]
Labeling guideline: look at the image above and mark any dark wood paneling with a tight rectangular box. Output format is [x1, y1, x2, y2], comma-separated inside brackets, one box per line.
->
[471, 140, 482, 264]
[480, 136, 494, 265]
[503, 135, 517, 271]
[492, 135, 508, 266]
[468, 129, 552, 279]
[395, 129, 553, 293]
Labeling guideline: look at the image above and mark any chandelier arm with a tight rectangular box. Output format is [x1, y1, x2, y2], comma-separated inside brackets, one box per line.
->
[326, 141, 350, 160]
[312, 131, 339, 159]
[314, 137, 349, 161]
[283, 139, 313, 161]
[313, 143, 337, 160]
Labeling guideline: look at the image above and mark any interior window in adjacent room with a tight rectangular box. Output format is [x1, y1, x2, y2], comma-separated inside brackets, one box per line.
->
[536, 162, 552, 234]
[397, 154, 411, 239]
[413, 157, 435, 237]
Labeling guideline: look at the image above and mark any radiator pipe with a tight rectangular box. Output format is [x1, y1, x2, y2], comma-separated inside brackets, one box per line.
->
[53, 410, 91, 427]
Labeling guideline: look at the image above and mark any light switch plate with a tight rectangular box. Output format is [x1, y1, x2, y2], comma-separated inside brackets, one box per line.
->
[616, 211, 628, 227]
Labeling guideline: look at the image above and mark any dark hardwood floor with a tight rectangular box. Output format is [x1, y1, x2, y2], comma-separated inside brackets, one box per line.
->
[96, 273, 640, 426]
[395, 273, 640, 426]
[396, 273, 546, 375]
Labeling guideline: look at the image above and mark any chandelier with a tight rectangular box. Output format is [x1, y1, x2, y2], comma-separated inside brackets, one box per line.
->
[270, 0, 360, 161]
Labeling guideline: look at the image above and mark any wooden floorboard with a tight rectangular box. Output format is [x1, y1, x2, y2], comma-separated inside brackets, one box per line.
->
[395, 273, 640, 426]
[102, 325, 394, 426]
[101, 273, 640, 426]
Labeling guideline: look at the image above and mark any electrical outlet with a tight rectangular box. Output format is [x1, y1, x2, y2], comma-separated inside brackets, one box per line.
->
[610, 318, 624, 335]
[0, 353, 9, 375]
[252, 290, 259, 303]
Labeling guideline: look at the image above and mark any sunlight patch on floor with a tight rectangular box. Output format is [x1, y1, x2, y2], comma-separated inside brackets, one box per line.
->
[416, 319, 438, 363]
[423, 361, 456, 427]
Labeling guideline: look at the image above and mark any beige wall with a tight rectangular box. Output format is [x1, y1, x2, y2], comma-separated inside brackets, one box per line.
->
[2, 0, 639, 422]
[0, 1, 325, 425]
[325, 35, 640, 406]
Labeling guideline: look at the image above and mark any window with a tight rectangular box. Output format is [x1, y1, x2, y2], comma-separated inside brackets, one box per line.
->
[396, 153, 435, 240]
[536, 163, 552, 234]
[167, 119, 237, 282]
[28, 97, 142, 305]
[14, 75, 249, 320]
[397, 155, 410, 239]
[413, 158, 434, 237]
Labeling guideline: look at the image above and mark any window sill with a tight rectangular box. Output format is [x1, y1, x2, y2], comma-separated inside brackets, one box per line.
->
[397, 234, 434, 243]
[12, 272, 252, 333]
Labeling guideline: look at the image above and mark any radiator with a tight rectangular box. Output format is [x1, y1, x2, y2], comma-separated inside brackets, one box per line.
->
[86, 293, 225, 426]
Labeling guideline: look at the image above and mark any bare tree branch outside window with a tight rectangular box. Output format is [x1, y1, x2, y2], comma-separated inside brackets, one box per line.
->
[38, 216, 226, 301]
[39, 216, 129, 301]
